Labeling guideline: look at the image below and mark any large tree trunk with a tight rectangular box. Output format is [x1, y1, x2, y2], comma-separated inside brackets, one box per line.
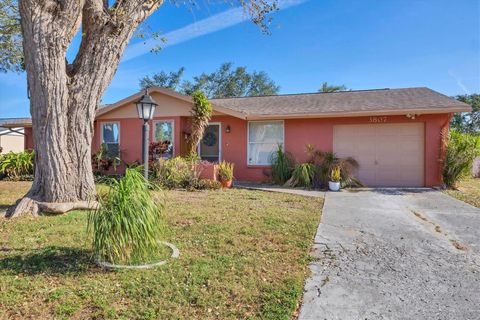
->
[7, 0, 163, 218]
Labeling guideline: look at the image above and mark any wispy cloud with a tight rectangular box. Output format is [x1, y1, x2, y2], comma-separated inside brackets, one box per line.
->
[122, 0, 309, 62]
[448, 69, 470, 94]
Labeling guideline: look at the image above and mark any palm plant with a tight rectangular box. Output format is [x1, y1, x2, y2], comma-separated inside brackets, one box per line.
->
[307, 146, 362, 188]
[0, 150, 35, 179]
[442, 130, 480, 188]
[285, 163, 315, 188]
[88, 169, 165, 264]
[270, 144, 294, 184]
[188, 90, 212, 156]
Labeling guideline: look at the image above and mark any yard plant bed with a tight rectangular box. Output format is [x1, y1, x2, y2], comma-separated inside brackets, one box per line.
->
[444, 178, 480, 208]
[0, 182, 322, 319]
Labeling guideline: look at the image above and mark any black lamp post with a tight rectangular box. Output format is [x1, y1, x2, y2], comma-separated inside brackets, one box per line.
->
[136, 89, 158, 179]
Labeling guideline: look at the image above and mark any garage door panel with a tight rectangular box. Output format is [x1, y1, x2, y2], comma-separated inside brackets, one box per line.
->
[333, 123, 424, 187]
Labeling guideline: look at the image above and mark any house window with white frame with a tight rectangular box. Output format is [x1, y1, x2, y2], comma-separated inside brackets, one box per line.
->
[101, 122, 120, 158]
[153, 120, 174, 159]
[247, 121, 284, 165]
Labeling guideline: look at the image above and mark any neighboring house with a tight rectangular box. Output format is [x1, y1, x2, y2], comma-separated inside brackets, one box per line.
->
[0, 125, 25, 154]
[1, 87, 471, 187]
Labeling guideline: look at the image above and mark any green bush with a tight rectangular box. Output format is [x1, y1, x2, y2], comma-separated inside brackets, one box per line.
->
[442, 130, 480, 188]
[88, 169, 165, 264]
[150, 157, 198, 189]
[270, 145, 294, 184]
[285, 163, 315, 188]
[0, 150, 35, 180]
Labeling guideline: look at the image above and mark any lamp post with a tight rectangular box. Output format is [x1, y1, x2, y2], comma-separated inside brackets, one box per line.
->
[136, 88, 158, 179]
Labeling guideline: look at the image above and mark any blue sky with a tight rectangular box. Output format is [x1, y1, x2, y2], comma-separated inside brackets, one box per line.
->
[0, 0, 479, 118]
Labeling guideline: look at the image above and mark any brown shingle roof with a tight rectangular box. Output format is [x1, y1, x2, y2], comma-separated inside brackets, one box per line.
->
[211, 87, 471, 119]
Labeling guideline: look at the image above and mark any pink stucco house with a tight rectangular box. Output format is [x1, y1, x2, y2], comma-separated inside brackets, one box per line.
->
[2, 87, 471, 187]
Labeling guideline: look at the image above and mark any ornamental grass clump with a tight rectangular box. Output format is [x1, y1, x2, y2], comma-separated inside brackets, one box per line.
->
[88, 169, 165, 265]
[270, 145, 294, 184]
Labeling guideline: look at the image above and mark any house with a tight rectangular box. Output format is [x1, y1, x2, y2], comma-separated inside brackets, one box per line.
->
[0, 124, 25, 154]
[1, 87, 471, 187]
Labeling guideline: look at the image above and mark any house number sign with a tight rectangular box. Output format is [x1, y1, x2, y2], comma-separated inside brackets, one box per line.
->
[369, 116, 387, 123]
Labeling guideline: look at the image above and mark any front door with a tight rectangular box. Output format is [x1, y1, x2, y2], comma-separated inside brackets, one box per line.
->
[199, 123, 221, 162]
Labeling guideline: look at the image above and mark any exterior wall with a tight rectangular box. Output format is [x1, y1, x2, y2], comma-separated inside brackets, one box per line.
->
[22, 95, 451, 187]
[211, 113, 450, 187]
[24, 127, 34, 150]
[93, 116, 184, 167]
[0, 134, 24, 153]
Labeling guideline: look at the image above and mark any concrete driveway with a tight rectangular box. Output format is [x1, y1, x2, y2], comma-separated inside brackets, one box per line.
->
[299, 189, 480, 320]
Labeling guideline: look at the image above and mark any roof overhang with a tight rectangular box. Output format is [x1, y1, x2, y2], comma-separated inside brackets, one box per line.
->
[0, 119, 32, 128]
[241, 106, 471, 120]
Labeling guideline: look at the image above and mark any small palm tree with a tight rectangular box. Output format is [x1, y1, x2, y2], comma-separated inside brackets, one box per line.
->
[306, 146, 362, 188]
[318, 82, 347, 93]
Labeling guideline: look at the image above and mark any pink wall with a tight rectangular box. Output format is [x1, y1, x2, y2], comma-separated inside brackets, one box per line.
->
[25, 112, 451, 187]
[92, 116, 184, 172]
[24, 127, 34, 150]
[211, 113, 450, 187]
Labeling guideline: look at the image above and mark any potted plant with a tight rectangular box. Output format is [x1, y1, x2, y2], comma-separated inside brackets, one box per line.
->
[329, 166, 341, 191]
[218, 161, 234, 188]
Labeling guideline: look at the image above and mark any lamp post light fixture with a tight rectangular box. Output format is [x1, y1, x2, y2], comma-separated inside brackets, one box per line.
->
[136, 88, 158, 179]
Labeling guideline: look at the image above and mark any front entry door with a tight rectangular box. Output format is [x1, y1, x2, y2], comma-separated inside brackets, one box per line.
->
[199, 124, 221, 162]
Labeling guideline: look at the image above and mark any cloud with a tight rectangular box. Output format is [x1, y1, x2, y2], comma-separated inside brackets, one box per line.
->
[122, 0, 309, 62]
[448, 69, 470, 94]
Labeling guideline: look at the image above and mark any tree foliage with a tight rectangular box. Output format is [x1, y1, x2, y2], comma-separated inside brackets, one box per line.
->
[139, 67, 185, 90]
[451, 94, 480, 134]
[318, 82, 347, 93]
[0, 0, 22, 72]
[140, 62, 280, 98]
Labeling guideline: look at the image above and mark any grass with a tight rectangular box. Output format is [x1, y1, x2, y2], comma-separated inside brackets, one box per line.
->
[0, 181, 322, 319]
[444, 177, 480, 208]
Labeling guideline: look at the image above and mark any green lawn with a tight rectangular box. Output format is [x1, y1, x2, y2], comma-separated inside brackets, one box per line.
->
[0, 182, 322, 319]
[444, 178, 480, 208]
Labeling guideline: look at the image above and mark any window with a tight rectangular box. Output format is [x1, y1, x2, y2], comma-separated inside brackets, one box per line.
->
[247, 121, 284, 165]
[101, 122, 120, 158]
[153, 120, 174, 158]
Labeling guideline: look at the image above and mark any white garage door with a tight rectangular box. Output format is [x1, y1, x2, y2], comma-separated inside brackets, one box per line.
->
[333, 123, 424, 187]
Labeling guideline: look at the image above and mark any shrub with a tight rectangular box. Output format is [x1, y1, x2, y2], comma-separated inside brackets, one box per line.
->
[87, 169, 165, 265]
[196, 179, 222, 190]
[442, 130, 480, 188]
[307, 145, 362, 188]
[0, 150, 35, 180]
[218, 161, 234, 182]
[150, 157, 198, 189]
[285, 163, 315, 188]
[270, 145, 294, 184]
[92, 143, 120, 173]
[149, 141, 171, 161]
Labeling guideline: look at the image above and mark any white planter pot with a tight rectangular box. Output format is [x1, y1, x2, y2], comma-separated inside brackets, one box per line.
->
[329, 181, 341, 191]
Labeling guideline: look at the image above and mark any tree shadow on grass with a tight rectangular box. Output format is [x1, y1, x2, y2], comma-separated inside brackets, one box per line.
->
[0, 246, 103, 275]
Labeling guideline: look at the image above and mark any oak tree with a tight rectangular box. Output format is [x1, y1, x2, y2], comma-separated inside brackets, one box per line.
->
[5, 0, 277, 217]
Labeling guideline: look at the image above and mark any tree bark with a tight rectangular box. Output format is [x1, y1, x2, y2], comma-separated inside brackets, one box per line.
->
[7, 0, 164, 218]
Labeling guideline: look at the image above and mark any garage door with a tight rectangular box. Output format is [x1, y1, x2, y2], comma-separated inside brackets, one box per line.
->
[333, 123, 424, 187]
